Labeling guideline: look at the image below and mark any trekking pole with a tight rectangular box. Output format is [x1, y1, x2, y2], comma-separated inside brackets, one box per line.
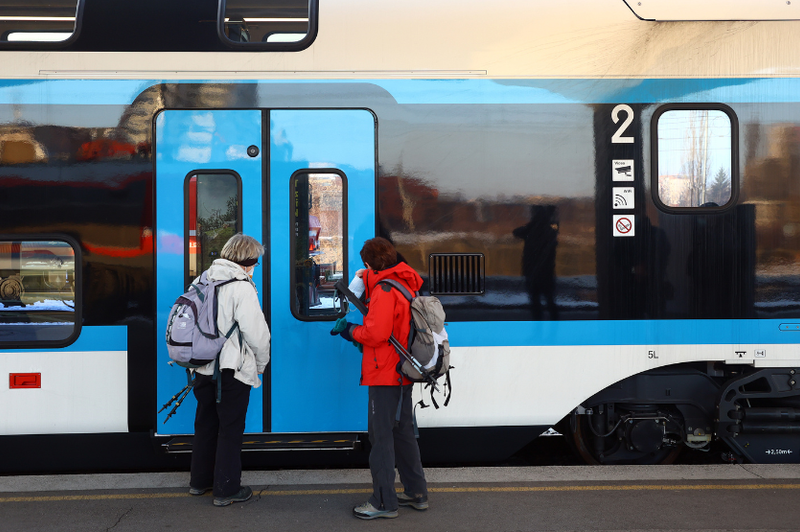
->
[334, 279, 440, 392]
[159, 367, 196, 423]
[158, 383, 192, 414]
[163, 384, 194, 424]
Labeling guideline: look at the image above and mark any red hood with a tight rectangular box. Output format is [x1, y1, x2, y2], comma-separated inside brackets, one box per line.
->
[363, 261, 423, 294]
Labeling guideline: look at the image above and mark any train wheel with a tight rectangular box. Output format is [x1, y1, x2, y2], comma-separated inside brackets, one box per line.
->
[0, 274, 23, 302]
[567, 408, 683, 465]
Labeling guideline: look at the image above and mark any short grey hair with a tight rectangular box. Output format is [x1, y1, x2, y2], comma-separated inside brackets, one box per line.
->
[220, 233, 264, 264]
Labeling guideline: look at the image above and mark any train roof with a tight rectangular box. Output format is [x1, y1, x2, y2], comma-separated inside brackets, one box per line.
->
[0, 0, 798, 80]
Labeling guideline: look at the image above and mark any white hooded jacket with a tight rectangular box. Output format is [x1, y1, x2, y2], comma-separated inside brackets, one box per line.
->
[194, 259, 271, 387]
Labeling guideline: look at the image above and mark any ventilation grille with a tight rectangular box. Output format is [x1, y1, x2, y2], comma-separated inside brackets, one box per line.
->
[428, 253, 485, 295]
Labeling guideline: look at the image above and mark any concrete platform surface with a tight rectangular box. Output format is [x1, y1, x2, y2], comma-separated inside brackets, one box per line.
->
[2, 463, 800, 493]
[2, 466, 800, 532]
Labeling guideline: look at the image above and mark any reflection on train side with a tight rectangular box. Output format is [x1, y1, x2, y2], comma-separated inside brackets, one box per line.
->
[0, 240, 76, 342]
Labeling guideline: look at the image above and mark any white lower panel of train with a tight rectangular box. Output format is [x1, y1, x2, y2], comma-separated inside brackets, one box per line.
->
[414, 344, 800, 429]
[0, 351, 128, 435]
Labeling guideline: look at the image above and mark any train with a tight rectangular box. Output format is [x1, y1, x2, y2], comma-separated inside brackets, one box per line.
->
[1, 0, 800, 472]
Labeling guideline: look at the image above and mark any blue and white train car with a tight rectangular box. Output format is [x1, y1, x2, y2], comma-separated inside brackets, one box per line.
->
[1, 0, 800, 471]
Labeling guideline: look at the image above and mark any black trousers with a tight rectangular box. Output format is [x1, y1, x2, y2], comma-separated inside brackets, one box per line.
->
[368, 384, 428, 511]
[190, 369, 251, 498]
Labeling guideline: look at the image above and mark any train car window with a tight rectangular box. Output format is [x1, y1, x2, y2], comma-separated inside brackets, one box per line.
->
[290, 170, 347, 321]
[185, 172, 242, 287]
[0, 238, 79, 346]
[655, 107, 736, 209]
[220, 0, 316, 50]
[0, 0, 79, 45]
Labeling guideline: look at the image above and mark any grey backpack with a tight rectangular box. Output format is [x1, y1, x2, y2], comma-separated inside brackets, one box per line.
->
[379, 279, 453, 408]
[165, 272, 242, 368]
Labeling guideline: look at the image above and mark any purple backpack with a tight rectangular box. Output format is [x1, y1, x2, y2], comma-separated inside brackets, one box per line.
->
[165, 272, 242, 368]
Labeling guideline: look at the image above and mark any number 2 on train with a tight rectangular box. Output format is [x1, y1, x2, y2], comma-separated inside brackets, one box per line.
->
[612, 104, 635, 144]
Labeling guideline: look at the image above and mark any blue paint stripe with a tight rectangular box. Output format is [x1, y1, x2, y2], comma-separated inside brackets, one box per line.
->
[447, 319, 798, 347]
[4, 78, 800, 106]
[25, 325, 127, 352]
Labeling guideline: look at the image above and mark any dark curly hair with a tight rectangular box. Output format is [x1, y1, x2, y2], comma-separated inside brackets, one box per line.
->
[360, 237, 398, 271]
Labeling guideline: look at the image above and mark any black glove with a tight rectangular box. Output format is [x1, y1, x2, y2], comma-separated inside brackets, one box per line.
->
[340, 322, 356, 343]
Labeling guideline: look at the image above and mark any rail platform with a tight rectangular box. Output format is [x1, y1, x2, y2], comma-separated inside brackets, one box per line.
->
[2, 464, 800, 531]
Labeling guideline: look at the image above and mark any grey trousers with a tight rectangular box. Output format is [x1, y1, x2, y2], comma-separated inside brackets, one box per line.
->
[367, 384, 428, 511]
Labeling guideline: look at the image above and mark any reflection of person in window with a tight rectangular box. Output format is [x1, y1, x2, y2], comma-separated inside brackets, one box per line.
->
[307, 215, 322, 306]
[309, 215, 321, 254]
[512, 205, 559, 320]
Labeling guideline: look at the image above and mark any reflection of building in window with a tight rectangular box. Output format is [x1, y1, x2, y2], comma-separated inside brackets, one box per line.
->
[742, 123, 800, 281]
[0, 131, 48, 164]
[293, 172, 345, 318]
[659, 170, 731, 208]
[658, 174, 690, 207]
[308, 176, 344, 271]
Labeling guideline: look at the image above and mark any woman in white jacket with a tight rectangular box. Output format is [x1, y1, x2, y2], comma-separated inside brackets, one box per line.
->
[189, 233, 271, 507]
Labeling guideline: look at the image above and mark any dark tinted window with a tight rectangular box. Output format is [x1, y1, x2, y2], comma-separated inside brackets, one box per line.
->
[0, 0, 78, 44]
[222, 0, 312, 46]
[0, 0, 317, 51]
[0, 238, 78, 344]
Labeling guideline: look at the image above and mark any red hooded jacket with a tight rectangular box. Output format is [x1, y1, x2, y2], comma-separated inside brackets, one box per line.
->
[352, 261, 423, 386]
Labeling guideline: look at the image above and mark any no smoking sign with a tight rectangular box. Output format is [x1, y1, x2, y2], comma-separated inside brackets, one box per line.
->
[613, 215, 635, 237]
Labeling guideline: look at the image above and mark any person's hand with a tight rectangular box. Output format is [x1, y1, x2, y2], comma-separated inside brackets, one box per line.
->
[330, 317, 348, 335]
[355, 268, 365, 278]
[330, 317, 356, 342]
[339, 322, 356, 342]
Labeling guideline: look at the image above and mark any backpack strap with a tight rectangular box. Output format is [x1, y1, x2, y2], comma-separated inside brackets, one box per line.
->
[378, 279, 417, 351]
[378, 278, 415, 301]
[213, 356, 222, 403]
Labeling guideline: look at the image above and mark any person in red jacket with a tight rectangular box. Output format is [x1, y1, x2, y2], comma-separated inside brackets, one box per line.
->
[333, 237, 429, 520]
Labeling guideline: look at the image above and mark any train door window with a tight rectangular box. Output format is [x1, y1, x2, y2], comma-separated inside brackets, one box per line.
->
[290, 170, 347, 320]
[654, 106, 737, 209]
[220, 0, 316, 49]
[0, 237, 79, 346]
[0, 0, 79, 44]
[185, 172, 242, 287]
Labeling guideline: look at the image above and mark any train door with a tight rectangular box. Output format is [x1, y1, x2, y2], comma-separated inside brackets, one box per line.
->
[154, 109, 376, 436]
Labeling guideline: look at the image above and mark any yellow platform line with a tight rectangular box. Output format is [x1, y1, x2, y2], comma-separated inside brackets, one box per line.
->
[1, 483, 799, 503]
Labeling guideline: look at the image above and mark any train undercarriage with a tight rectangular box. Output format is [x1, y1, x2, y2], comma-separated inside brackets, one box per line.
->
[564, 364, 800, 465]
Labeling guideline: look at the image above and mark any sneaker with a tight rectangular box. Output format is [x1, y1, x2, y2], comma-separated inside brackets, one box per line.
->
[353, 501, 399, 520]
[188, 486, 212, 496]
[213, 486, 253, 507]
[397, 492, 429, 510]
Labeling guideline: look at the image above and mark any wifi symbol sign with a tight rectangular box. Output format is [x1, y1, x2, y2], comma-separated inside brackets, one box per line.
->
[612, 187, 634, 210]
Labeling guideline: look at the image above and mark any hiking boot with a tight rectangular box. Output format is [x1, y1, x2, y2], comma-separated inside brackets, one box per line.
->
[189, 486, 212, 496]
[353, 501, 399, 520]
[397, 492, 429, 510]
[213, 486, 253, 507]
